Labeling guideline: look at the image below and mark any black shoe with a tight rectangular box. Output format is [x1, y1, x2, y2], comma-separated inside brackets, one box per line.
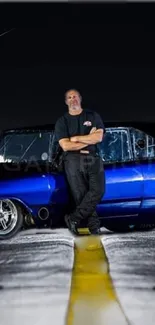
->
[89, 228, 102, 235]
[64, 214, 79, 235]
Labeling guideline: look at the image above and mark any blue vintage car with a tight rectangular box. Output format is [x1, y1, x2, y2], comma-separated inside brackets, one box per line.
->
[0, 123, 155, 240]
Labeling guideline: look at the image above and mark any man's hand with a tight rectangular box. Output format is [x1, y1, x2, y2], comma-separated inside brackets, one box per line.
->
[71, 129, 103, 145]
[90, 127, 97, 134]
[70, 127, 97, 142]
[59, 138, 88, 151]
[70, 136, 79, 142]
[70, 126, 103, 145]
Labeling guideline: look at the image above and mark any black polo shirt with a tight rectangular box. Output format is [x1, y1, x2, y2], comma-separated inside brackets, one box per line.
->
[55, 109, 105, 155]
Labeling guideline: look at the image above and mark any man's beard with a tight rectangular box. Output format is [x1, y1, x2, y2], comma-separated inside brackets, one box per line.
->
[70, 104, 79, 110]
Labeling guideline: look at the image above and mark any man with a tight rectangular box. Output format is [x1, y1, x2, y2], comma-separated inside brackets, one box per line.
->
[55, 89, 105, 235]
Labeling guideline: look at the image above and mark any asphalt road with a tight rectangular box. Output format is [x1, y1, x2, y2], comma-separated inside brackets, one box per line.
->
[0, 228, 155, 325]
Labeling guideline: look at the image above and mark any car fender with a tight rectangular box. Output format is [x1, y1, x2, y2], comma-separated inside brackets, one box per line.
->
[0, 196, 33, 215]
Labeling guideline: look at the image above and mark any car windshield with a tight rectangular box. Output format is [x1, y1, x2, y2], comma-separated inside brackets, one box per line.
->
[0, 131, 52, 163]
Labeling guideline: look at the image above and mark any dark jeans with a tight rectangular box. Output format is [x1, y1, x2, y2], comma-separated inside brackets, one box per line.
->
[63, 152, 105, 230]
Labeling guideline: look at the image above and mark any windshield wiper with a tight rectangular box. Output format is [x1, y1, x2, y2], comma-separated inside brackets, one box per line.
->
[0, 134, 15, 153]
[18, 136, 38, 162]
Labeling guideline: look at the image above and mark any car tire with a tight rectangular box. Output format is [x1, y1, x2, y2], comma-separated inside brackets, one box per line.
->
[0, 199, 24, 240]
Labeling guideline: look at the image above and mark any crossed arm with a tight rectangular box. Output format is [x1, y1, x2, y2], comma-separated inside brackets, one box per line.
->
[59, 128, 104, 152]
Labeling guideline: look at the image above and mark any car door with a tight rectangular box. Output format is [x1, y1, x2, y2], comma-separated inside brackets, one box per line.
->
[130, 127, 155, 216]
[96, 127, 144, 218]
[48, 132, 70, 218]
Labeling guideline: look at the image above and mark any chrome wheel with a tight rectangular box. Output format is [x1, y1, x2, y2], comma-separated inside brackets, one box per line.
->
[0, 199, 18, 236]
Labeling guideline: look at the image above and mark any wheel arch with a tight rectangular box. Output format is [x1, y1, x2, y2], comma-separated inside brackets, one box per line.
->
[0, 196, 33, 216]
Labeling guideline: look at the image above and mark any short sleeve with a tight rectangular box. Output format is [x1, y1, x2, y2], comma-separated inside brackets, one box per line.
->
[55, 116, 69, 142]
[94, 112, 105, 132]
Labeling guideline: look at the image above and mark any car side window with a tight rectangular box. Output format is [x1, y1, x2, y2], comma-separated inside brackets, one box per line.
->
[99, 128, 131, 163]
[130, 128, 155, 159]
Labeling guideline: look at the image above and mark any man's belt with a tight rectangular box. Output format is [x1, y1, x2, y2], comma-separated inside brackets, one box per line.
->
[66, 150, 99, 156]
[80, 150, 90, 154]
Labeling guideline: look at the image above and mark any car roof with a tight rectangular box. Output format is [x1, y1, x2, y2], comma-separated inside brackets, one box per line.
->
[104, 121, 155, 138]
[1, 121, 155, 138]
[2, 124, 55, 134]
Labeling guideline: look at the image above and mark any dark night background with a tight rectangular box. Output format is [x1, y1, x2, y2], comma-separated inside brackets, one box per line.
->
[0, 2, 155, 131]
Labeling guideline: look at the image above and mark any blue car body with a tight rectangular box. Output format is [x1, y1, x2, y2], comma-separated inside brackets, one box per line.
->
[0, 123, 155, 235]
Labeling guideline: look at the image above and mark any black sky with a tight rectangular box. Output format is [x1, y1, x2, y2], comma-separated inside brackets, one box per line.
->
[0, 2, 155, 130]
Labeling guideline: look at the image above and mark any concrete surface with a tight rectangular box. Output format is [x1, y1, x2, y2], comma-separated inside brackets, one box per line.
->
[0, 229, 74, 325]
[102, 229, 155, 325]
[0, 228, 155, 325]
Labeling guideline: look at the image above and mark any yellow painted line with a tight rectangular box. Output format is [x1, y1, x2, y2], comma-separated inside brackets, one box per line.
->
[77, 228, 91, 235]
[66, 235, 129, 325]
